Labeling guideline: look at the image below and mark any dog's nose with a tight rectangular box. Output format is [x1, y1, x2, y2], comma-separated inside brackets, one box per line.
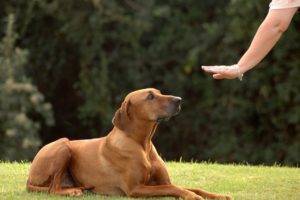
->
[172, 96, 182, 106]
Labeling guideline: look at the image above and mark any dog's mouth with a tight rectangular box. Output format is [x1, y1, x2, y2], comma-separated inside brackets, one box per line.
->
[174, 105, 181, 116]
[156, 105, 181, 123]
[156, 116, 171, 123]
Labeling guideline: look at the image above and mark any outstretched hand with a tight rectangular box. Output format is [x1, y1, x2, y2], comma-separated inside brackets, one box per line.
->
[202, 64, 243, 80]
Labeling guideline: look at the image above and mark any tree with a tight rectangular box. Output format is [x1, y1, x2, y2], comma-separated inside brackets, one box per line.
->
[0, 14, 54, 160]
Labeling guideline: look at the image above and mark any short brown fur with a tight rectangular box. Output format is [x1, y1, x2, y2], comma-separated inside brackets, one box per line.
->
[27, 88, 231, 200]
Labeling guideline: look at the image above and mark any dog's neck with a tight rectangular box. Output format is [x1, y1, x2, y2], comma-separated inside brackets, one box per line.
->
[126, 119, 158, 153]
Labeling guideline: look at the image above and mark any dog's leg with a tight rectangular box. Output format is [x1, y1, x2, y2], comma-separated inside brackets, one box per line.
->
[148, 144, 172, 185]
[147, 146, 231, 199]
[27, 138, 83, 196]
[27, 181, 83, 196]
[128, 184, 204, 200]
[186, 188, 232, 200]
[26, 179, 49, 192]
[148, 165, 231, 200]
[47, 143, 84, 196]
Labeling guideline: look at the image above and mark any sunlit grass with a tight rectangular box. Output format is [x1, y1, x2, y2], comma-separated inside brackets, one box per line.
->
[0, 162, 299, 200]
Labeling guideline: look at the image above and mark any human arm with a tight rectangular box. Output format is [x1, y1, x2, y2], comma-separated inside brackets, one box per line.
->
[202, 8, 298, 80]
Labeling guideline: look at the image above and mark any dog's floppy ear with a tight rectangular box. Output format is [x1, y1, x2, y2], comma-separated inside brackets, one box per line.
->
[112, 100, 131, 131]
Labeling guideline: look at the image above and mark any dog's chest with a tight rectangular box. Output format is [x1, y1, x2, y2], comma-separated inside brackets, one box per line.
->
[133, 153, 155, 184]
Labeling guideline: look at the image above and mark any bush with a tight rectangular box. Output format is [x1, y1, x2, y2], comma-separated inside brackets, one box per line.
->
[0, 0, 299, 165]
[0, 14, 54, 160]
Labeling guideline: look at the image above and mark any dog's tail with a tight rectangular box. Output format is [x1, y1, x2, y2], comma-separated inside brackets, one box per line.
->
[27, 179, 94, 193]
[26, 179, 49, 193]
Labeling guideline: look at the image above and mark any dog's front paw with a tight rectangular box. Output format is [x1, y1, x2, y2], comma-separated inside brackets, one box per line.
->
[183, 192, 204, 200]
[225, 195, 233, 200]
[218, 195, 233, 200]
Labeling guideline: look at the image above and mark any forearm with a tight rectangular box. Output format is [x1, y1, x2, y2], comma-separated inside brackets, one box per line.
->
[237, 8, 297, 73]
[238, 20, 283, 73]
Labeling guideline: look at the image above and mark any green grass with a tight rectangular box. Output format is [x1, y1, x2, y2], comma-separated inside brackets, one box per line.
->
[0, 162, 299, 200]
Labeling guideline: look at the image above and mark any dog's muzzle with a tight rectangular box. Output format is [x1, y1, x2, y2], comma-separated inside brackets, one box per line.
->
[156, 96, 182, 122]
[172, 96, 182, 115]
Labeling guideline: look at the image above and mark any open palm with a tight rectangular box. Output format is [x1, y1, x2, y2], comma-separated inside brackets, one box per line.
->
[202, 65, 243, 80]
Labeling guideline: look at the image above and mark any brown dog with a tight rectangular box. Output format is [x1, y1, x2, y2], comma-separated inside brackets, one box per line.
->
[27, 88, 231, 200]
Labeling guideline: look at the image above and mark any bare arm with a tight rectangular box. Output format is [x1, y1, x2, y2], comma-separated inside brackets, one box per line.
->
[202, 8, 298, 80]
[238, 8, 298, 73]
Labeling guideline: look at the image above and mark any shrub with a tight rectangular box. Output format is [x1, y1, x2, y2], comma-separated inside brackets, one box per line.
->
[0, 14, 54, 160]
[0, 0, 299, 165]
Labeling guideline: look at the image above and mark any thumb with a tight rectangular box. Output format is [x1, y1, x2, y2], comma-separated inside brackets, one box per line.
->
[213, 73, 225, 79]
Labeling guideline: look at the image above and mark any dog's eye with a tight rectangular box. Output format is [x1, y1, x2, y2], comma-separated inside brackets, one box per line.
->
[147, 93, 155, 100]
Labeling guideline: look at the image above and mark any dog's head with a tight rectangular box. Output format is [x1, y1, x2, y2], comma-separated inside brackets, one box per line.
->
[112, 88, 182, 131]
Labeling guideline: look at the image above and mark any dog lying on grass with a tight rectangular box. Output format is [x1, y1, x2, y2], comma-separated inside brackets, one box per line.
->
[27, 88, 231, 200]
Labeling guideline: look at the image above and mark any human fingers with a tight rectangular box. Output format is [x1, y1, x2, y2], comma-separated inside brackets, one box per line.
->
[212, 73, 226, 79]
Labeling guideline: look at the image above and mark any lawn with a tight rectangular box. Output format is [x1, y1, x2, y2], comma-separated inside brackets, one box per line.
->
[0, 162, 299, 200]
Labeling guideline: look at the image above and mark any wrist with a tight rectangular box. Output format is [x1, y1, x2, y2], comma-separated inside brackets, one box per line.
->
[233, 64, 243, 81]
[236, 62, 250, 74]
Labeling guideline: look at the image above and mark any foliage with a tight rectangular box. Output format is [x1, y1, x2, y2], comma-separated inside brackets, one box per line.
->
[0, 14, 54, 160]
[0, 0, 299, 164]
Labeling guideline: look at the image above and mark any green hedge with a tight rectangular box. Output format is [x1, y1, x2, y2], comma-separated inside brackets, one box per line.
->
[0, 0, 299, 165]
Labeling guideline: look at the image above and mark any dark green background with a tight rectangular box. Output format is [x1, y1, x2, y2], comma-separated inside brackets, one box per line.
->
[0, 0, 299, 165]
